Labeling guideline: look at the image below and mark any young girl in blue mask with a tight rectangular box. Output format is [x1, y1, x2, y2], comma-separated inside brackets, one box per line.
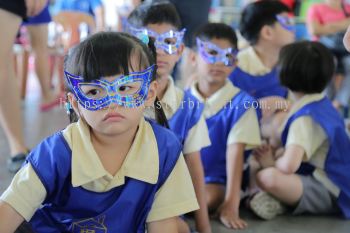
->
[0, 32, 198, 233]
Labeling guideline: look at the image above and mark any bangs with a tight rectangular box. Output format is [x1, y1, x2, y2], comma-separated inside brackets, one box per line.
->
[65, 32, 151, 81]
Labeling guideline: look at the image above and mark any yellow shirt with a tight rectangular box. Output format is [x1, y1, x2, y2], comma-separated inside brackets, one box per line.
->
[144, 76, 211, 154]
[190, 81, 261, 148]
[0, 118, 199, 222]
[280, 93, 340, 196]
[237, 46, 271, 76]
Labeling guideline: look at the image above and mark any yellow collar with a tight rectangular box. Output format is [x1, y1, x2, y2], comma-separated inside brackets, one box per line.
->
[190, 81, 240, 118]
[237, 46, 271, 76]
[159, 76, 183, 118]
[62, 118, 159, 187]
[145, 76, 184, 119]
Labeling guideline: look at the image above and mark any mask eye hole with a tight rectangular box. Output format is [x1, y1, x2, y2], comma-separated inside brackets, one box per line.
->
[164, 37, 177, 45]
[207, 49, 218, 56]
[116, 81, 142, 96]
[79, 84, 107, 100]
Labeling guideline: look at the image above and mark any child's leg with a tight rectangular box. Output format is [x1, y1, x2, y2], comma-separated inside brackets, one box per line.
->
[176, 218, 190, 233]
[256, 167, 303, 205]
[27, 24, 59, 107]
[0, 9, 27, 157]
[205, 183, 225, 212]
[248, 156, 261, 195]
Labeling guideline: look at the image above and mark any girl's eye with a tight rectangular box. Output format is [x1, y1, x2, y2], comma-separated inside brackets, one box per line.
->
[86, 89, 100, 96]
[118, 85, 131, 92]
[208, 49, 218, 56]
[226, 53, 234, 59]
[164, 38, 176, 45]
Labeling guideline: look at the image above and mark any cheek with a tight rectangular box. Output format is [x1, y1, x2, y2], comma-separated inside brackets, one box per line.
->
[223, 66, 234, 75]
[197, 57, 211, 72]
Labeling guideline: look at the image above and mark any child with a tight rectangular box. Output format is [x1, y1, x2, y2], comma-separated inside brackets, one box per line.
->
[250, 41, 350, 220]
[229, 0, 295, 100]
[0, 32, 199, 233]
[127, 2, 212, 232]
[189, 23, 261, 230]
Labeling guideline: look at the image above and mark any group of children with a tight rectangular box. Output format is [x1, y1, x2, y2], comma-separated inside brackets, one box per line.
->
[0, 1, 350, 233]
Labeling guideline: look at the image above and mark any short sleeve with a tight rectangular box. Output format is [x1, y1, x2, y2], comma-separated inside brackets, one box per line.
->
[183, 115, 211, 154]
[146, 154, 199, 222]
[286, 116, 327, 160]
[227, 108, 261, 149]
[0, 164, 47, 221]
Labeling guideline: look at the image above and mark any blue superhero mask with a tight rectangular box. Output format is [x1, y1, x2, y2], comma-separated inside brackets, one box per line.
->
[126, 23, 186, 54]
[65, 65, 155, 111]
[276, 15, 296, 32]
[196, 38, 238, 66]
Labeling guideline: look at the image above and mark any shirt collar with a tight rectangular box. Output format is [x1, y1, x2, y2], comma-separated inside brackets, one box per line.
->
[237, 46, 271, 76]
[190, 80, 240, 118]
[144, 76, 184, 119]
[159, 76, 183, 118]
[63, 118, 159, 187]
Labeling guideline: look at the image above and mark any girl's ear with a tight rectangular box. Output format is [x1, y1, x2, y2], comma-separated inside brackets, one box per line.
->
[189, 49, 198, 67]
[177, 43, 185, 57]
[145, 81, 158, 107]
[260, 24, 275, 41]
[67, 93, 80, 117]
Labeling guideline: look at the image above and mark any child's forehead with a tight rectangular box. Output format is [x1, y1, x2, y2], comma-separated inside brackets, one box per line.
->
[146, 23, 178, 34]
[206, 37, 235, 49]
[276, 11, 289, 17]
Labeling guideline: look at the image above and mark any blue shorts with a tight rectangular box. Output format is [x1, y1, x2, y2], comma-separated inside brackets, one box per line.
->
[23, 4, 51, 25]
[205, 165, 250, 190]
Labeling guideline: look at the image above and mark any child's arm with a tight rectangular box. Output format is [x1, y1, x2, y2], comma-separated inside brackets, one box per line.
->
[253, 144, 304, 173]
[0, 164, 46, 233]
[185, 152, 211, 233]
[217, 142, 247, 230]
[253, 144, 276, 169]
[146, 155, 199, 229]
[147, 217, 178, 233]
[275, 145, 304, 174]
[0, 201, 24, 233]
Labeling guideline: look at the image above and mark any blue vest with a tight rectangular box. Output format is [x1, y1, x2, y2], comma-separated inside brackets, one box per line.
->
[281, 97, 350, 218]
[26, 121, 182, 232]
[229, 67, 288, 99]
[167, 91, 204, 146]
[194, 91, 259, 184]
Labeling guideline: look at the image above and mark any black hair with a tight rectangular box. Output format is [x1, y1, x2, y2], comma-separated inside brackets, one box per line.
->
[278, 41, 335, 94]
[142, 1, 181, 29]
[64, 32, 169, 127]
[193, 22, 238, 49]
[240, 0, 290, 45]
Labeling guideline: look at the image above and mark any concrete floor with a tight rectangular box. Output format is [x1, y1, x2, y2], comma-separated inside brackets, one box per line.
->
[1, 77, 350, 233]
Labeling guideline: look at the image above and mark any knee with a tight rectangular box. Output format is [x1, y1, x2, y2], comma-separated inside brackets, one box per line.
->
[205, 184, 224, 211]
[256, 167, 280, 192]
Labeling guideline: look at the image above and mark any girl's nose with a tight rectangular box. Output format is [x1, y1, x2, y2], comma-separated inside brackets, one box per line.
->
[156, 46, 167, 55]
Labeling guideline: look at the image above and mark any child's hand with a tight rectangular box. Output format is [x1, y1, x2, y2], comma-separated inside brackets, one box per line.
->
[216, 201, 247, 229]
[253, 144, 275, 168]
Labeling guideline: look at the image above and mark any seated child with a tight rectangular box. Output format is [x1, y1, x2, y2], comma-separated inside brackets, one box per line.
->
[0, 32, 198, 233]
[230, 0, 295, 100]
[127, 2, 212, 232]
[249, 41, 350, 221]
[188, 22, 261, 230]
